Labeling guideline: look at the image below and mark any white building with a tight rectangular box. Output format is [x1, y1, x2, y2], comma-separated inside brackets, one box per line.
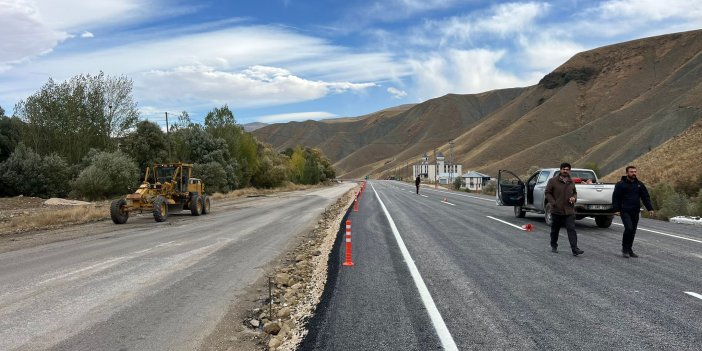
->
[461, 171, 492, 191]
[412, 152, 462, 184]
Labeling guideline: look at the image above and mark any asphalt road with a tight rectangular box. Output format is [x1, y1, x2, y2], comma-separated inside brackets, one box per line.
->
[0, 183, 355, 351]
[303, 180, 702, 350]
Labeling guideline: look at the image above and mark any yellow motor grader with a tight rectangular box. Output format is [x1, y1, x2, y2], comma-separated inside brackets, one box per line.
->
[110, 162, 211, 224]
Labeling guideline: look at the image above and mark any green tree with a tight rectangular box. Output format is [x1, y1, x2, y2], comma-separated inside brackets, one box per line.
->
[193, 162, 229, 194]
[0, 143, 70, 197]
[71, 150, 140, 200]
[123, 120, 169, 171]
[251, 142, 290, 188]
[204, 105, 258, 187]
[0, 116, 24, 162]
[14, 72, 139, 164]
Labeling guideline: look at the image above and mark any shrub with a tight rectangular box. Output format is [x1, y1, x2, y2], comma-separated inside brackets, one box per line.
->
[71, 150, 140, 200]
[0, 143, 70, 197]
[251, 144, 290, 188]
[649, 183, 675, 212]
[482, 179, 497, 196]
[696, 190, 702, 217]
[658, 192, 692, 220]
[453, 177, 463, 190]
[193, 162, 229, 194]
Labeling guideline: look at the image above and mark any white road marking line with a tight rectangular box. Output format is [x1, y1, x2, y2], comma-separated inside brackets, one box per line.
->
[421, 195, 428, 198]
[589, 219, 702, 244]
[441, 200, 456, 206]
[684, 291, 702, 300]
[404, 183, 493, 202]
[486, 216, 526, 231]
[371, 183, 458, 351]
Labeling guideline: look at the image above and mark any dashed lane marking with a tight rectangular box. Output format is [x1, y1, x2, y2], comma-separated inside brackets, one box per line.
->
[684, 292, 702, 300]
[592, 219, 702, 244]
[371, 182, 459, 351]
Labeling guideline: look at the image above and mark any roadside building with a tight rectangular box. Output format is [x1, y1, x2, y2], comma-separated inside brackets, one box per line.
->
[461, 171, 492, 191]
[412, 152, 462, 184]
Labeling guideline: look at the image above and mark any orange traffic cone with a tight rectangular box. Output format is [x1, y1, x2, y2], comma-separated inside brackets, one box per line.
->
[343, 220, 354, 266]
[443, 197, 448, 202]
[521, 223, 534, 232]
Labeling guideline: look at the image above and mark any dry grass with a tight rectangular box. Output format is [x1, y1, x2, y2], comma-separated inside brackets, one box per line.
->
[601, 120, 702, 185]
[209, 182, 326, 201]
[0, 204, 109, 236]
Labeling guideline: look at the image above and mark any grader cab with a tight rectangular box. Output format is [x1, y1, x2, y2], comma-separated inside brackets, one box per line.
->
[110, 162, 211, 224]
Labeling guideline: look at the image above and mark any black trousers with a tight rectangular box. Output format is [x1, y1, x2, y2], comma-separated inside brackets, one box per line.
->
[621, 211, 640, 252]
[550, 214, 578, 249]
[416, 185, 419, 194]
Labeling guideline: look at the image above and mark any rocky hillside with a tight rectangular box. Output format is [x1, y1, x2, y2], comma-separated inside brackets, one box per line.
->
[255, 29, 702, 180]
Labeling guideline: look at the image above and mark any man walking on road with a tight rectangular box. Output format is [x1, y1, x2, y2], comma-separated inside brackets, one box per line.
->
[612, 166, 654, 258]
[545, 163, 584, 256]
[415, 175, 421, 194]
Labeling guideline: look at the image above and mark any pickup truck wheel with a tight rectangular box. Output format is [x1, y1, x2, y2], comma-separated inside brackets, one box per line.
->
[595, 215, 613, 228]
[544, 204, 553, 227]
[514, 206, 526, 218]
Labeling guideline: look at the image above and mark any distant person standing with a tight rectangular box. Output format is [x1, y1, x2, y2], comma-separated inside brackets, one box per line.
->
[612, 166, 654, 258]
[415, 175, 421, 194]
[545, 163, 584, 256]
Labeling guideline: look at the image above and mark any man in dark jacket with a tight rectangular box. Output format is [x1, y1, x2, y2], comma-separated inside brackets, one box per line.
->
[415, 175, 421, 194]
[545, 163, 584, 256]
[612, 166, 654, 258]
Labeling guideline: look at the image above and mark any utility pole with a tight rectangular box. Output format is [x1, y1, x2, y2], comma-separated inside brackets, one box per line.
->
[165, 112, 172, 162]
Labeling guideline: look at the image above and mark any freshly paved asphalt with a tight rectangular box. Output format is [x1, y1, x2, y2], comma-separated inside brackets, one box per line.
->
[0, 184, 355, 351]
[302, 180, 702, 350]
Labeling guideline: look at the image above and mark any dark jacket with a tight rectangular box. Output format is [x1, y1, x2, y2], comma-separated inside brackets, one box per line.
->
[415, 176, 421, 186]
[545, 174, 577, 215]
[612, 176, 653, 212]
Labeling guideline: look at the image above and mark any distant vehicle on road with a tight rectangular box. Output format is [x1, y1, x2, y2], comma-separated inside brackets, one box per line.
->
[496, 168, 615, 228]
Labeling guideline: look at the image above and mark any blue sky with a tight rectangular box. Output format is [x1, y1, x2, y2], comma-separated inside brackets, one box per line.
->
[1, 0, 701, 126]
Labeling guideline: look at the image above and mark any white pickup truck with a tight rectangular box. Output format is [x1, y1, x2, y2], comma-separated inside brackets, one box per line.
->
[496, 168, 616, 228]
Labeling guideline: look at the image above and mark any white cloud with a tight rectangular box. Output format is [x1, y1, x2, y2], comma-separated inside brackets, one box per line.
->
[80, 31, 94, 38]
[254, 111, 338, 123]
[575, 0, 702, 38]
[0, 0, 69, 66]
[517, 33, 585, 71]
[139, 65, 376, 108]
[408, 49, 532, 100]
[410, 2, 550, 47]
[387, 87, 408, 99]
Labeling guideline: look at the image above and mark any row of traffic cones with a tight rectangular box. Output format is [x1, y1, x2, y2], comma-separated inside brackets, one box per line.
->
[344, 181, 366, 266]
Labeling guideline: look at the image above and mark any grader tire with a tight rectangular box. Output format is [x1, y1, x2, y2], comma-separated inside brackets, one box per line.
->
[190, 194, 202, 216]
[153, 196, 168, 222]
[201, 195, 211, 215]
[110, 199, 129, 224]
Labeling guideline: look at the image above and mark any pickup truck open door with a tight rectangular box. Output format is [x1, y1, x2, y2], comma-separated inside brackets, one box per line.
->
[496, 170, 525, 206]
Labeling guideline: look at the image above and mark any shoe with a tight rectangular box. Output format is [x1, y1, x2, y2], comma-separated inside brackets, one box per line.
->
[628, 251, 638, 258]
[572, 248, 584, 256]
[622, 251, 630, 258]
[551, 247, 558, 253]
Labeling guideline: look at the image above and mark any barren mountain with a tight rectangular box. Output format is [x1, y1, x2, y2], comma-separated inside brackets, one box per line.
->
[601, 119, 702, 184]
[255, 29, 702, 180]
